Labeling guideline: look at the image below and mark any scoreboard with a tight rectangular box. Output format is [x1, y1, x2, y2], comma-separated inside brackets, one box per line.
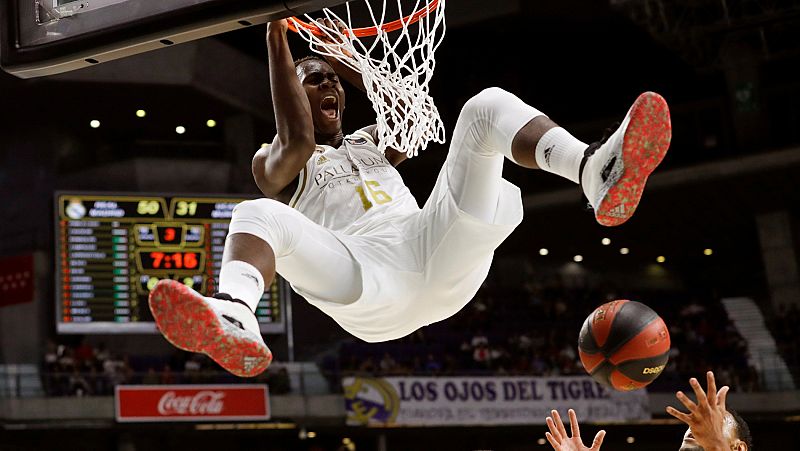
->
[55, 193, 287, 334]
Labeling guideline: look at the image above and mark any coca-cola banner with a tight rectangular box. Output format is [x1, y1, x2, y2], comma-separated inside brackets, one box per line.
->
[115, 385, 270, 422]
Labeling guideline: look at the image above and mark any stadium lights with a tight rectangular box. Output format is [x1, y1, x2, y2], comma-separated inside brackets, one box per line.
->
[601, 237, 611, 245]
[176, 126, 186, 135]
[539, 248, 549, 256]
[704, 248, 713, 256]
[307, 431, 317, 439]
[537, 438, 547, 445]
[90, 120, 101, 128]
[136, 109, 146, 118]
[574, 255, 583, 263]
[620, 247, 629, 255]
[656, 256, 666, 263]
[627, 436, 635, 444]
[206, 119, 217, 128]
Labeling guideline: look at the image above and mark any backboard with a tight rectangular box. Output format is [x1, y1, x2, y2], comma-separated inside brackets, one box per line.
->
[0, 0, 347, 78]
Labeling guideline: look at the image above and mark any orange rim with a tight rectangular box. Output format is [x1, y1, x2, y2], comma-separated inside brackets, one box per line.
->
[287, 0, 440, 38]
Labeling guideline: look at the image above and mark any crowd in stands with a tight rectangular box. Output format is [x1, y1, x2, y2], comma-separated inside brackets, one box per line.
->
[41, 339, 290, 397]
[336, 266, 764, 393]
[41, 265, 795, 396]
[773, 303, 800, 382]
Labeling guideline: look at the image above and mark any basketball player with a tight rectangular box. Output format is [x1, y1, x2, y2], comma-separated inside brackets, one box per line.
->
[544, 372, 753, 451]
[148, 18, 672, 377]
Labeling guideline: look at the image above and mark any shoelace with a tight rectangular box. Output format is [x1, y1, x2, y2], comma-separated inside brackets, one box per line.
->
[578, 121, 621, 212]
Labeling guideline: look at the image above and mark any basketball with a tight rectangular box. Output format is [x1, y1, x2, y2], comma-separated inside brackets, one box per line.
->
[578, 300, 671, 391]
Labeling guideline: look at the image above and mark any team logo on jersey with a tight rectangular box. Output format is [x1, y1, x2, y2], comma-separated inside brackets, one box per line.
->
[346, 136, 368, 145]
[317, 155, 329, 165]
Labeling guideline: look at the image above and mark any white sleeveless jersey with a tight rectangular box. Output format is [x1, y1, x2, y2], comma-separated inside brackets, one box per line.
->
[288, 129, 420, 234]
[267, 129, 524, 343]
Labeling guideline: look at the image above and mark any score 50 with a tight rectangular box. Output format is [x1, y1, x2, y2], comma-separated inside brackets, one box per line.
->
[137, 201, 197, 216]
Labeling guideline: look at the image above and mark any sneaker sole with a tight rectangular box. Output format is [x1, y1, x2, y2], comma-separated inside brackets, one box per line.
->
[596, 92, 672, 227]
[149, 279, 272, 377]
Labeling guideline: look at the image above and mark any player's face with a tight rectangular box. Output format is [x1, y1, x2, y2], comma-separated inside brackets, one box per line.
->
[297, 59, 345, 137]
[679, 412, 744, 451]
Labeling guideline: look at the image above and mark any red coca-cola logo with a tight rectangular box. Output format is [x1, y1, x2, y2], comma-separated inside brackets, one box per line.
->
[157, 390, 225, 415]
[116, 385, 269, 422]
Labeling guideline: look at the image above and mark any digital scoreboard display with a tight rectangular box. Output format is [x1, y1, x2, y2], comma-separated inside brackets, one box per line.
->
[55, 193, 287, 334]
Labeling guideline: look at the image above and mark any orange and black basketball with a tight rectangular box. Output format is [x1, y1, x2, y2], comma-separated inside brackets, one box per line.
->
[578, 300, 670, 391]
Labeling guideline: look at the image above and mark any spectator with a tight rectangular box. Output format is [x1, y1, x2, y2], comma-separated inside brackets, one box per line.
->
[160, 364, 176, 385]
[424, 353, 442, 374]
[473, 343, 491, 369]
[379, 352, 397, 374]
[68, 367, 92, 397]
[74, 338, 95, 367]
[142, 367, 159, 385]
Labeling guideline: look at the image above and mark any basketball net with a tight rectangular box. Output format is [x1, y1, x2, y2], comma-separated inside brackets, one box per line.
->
[289, 0, 446, 158]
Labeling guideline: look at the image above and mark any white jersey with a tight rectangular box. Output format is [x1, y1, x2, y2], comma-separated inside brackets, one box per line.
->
[266, 128, 523, 343]
[288, 129, 420, 234]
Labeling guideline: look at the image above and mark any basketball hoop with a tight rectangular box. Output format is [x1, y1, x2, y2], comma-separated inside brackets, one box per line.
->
[288, 0, 446, 158]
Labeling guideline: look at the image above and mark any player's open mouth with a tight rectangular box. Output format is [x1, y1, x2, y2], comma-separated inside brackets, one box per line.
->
[321, 95, 339, 120]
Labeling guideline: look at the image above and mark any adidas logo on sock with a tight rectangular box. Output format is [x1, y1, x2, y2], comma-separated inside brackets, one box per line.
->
[606, 204, 626, 218]
[242, 273, 260, 287]
[543, 145, 554, 167]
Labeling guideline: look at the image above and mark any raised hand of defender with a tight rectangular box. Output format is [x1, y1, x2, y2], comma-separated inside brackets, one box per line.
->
[666, 371, 730, 451]
[545, 409, 606, 451]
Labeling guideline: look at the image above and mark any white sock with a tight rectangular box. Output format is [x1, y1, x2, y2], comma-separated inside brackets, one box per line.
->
[534, 127, 587, 184]
[218, 260, 265, 312]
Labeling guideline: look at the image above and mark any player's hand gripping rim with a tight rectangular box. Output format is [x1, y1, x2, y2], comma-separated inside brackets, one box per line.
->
[268, 18, 289, 36]
[545, 409, 606, 451]
[316, 18, 356, 61]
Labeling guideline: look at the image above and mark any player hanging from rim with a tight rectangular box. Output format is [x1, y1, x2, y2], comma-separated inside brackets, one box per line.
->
[544, 371, 753, 451]
[148, 18, 672, 377]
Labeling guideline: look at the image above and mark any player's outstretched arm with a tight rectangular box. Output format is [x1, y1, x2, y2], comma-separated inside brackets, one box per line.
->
[545, 409, 606, 451]
[666, 371, 732, 451]
[253, 19, 317, 198]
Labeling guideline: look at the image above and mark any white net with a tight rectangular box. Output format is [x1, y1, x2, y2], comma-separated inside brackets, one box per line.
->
[290, 0, 447, 158]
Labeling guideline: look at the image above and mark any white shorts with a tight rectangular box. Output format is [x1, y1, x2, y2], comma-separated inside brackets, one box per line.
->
[229, 88, 541, 342]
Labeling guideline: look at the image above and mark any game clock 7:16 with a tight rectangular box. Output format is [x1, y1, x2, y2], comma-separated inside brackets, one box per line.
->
[137, 251, 203, 271]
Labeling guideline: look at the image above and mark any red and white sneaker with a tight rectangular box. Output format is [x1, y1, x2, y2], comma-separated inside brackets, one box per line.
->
[579, 91, 672, 227]
[149, 279, 272, 377]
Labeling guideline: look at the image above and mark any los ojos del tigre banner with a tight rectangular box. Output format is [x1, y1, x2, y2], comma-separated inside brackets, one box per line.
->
[343, 376, 650, 426]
